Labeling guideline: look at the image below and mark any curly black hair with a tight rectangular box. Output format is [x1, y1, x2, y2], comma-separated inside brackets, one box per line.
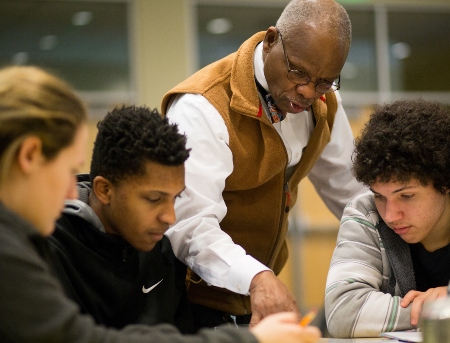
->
[90, 105, 190, 184]
[352, 99, 450, 193]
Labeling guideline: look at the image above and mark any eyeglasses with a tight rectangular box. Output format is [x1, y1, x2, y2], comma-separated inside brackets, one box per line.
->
[277, 29, 340, 94]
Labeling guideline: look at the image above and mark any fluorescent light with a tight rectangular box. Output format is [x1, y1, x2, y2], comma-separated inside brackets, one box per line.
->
[72, 11, 93, 26]
[391, 42, 411, 60]
[206, 18, 232, 35]
[39, 35, 58, 50]
[11, 52, 29, 65]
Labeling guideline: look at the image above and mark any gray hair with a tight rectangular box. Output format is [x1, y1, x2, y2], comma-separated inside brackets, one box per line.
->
[276, 0, 352, 48]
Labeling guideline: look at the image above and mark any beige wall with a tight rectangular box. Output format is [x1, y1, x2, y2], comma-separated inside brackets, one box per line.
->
[81, 122, 99, 174]
[132, 0, 196, 109]
[82, 0, 196, 174]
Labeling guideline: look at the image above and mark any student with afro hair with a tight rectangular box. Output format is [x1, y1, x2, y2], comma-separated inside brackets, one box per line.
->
[325, 99, 450, 338]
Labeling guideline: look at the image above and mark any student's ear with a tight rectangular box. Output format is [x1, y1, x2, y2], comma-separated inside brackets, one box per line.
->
[16, 136, 44, 174]
[92, 176, 112, 205]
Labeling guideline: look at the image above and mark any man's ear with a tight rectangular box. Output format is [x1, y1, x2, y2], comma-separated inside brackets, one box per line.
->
[16, 136, 44, 174]
[92, 176, 112, 205]
[262, 26, 278, 53]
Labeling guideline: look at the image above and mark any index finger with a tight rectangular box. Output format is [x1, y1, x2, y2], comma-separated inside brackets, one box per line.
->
[410, 295, 425, 326]
[401, 290, 421, 307]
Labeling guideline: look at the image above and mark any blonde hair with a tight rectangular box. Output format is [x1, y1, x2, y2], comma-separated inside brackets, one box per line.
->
[0, 66, 87, 184]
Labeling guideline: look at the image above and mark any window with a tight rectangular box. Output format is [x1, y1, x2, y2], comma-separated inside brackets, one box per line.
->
[196, 1, 450, 106]
[388, 9, 450, 92]
[197, 4, 282, 69]
[0, 0, 133, 116]
[342, 8, 377, 92]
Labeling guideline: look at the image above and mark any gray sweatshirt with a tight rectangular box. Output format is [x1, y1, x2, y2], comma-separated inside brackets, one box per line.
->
[325, 192, 415, 338]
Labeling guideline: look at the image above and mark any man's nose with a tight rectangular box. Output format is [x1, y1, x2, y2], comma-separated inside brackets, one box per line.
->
[295, 82, 317, 99]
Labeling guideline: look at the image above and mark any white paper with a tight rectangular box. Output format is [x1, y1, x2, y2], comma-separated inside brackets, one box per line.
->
[379, 331, 422, 343]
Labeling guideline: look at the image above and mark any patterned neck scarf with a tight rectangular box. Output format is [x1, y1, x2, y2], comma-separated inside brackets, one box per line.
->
[265, 94, 286, 123]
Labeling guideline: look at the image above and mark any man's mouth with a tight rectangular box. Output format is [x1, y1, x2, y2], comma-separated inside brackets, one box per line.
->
[288, 100, 310, 113]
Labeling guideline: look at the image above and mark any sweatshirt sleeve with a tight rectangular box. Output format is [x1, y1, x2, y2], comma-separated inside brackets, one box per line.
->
[324, 194, 414, 338]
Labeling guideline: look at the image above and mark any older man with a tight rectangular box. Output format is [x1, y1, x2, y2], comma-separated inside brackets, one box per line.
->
[161, 0, 367, 330]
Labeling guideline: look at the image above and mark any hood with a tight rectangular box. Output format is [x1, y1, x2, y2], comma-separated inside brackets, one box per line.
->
[63, 174, 105, 233]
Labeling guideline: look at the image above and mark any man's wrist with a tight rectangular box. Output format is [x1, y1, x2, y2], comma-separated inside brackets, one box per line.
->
[250, 270, 274, 289]
[227, 256, 270, 295]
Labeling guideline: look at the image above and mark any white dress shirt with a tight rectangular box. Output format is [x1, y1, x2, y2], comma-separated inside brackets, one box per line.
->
[166, 42, 368, 295]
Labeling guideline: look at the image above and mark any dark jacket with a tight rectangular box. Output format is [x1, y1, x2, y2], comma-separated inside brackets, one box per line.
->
[48, 175, 194, 333]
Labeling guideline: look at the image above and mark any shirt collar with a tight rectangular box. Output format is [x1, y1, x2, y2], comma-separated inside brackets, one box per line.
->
[254, 42, 269, 93]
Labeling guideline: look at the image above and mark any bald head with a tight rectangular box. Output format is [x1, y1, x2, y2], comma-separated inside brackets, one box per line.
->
[262, 0, 351, 112]
[276, 0, 351, 49]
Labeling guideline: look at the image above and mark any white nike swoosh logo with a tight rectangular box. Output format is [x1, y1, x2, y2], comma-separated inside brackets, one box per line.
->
[142, 279, 163, 293]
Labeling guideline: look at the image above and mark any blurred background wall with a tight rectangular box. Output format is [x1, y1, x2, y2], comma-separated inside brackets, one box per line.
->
[2, 0, 449, 313]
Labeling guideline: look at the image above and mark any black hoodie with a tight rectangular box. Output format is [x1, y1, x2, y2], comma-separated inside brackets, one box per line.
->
[48, 175, 194, 333]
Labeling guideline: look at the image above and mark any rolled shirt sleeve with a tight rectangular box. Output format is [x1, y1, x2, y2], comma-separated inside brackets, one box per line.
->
[166, 94, 269, 295]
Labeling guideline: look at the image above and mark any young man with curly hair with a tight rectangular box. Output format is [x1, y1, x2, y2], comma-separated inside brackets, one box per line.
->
[325, 99, 450, 338]
[48, 105, 195, 333]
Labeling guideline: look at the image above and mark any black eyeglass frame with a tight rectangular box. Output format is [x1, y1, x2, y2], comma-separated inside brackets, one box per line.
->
[277, 28, 340, 94]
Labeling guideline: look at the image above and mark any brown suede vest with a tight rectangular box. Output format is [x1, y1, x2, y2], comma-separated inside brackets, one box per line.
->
[161, 31, 337, 315]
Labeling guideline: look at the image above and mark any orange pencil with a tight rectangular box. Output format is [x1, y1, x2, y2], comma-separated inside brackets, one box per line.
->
[299, 309, 317, 327]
